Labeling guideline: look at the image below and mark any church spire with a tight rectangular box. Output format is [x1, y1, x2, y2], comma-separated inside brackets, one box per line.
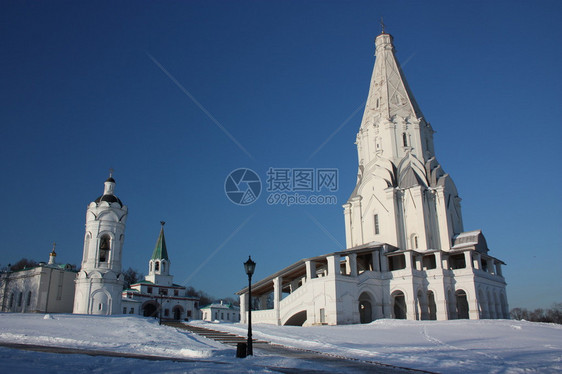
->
[361, 30, 423, 126]
[151, 221, 169, 261]
[353, 30, 435, 169]
[145, 221, 173, 286]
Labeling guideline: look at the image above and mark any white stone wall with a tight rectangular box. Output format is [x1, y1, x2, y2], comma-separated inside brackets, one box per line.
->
[0, 266, 75, 313]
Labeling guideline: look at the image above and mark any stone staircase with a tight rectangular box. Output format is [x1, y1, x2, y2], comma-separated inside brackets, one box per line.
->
[164, 322, 267, 346]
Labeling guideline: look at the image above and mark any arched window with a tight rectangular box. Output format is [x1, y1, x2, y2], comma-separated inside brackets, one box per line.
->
[155, 261, 160, 271]
[402, 133, 408, 147]
[162, 262, 165, 272]
[99, 235, 110, 262]
[84, 232, 91, 260]
[456, 290, 469, 319]
[26, 291, 32, 306]
[392, 291, 407, 319]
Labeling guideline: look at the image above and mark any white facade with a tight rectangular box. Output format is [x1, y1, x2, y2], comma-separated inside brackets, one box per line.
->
[200, 301, 240, 323]
[0, 248, 76, 314]
[238, 31, 508, 326]
[121, 223, 200, 321]
[73, 176, 128, 315]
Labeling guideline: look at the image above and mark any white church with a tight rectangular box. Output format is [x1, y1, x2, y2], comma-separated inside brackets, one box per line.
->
[72, 176, 200, 320]
[237, 30, 509, 326]
[73, 175, 128, 315]
[121, 222, 200, 321]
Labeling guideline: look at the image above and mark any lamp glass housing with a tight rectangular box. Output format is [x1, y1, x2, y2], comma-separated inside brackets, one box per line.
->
[244, 256, 256, 276]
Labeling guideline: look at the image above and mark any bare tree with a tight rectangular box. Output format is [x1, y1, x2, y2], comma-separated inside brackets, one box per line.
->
[510, 303, 562, 324]
[10, 259, 38, 271]
[123, 267, 143, 289]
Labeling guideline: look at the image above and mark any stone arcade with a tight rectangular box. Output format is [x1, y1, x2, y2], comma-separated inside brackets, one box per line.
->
[237, 30, 508, 326]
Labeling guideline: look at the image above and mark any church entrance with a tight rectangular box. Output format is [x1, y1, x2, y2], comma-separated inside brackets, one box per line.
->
[172, 305, 184, 321]
[142, 302, 158, 317]
[358, 292, 373, 324]
[456, 290, 469, 319]
[428, 291, 437, 320]
[392, 291, 407, 319]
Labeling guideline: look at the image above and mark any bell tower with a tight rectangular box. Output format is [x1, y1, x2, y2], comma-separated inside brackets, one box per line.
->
[73, 173, 128, 315]
[145, 221, 173, 286]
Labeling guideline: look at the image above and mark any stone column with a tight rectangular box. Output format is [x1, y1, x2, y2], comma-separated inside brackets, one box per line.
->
[435, 251, 445, 270]
[273, 277, 282, 325]
[472, 252, 482, 270]
[327, 255, 338, 277]
[240, 293, 247, 324]
[350, 197, 363, 247]
[404, 252, 413, 273]
[435, 285, 449, 320]
[495, 262, 503, 277]
[469, 295, 480, 320]
[463, 251, 471, 270]
[347, 253, 358, 277]
[343, 203, 353, 248]
[305, 260, 315, 281]
[380, 249, 389, 272]
[372, 250, 381, 272]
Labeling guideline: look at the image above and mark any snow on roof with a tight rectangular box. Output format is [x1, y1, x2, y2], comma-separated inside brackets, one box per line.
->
[200, 302, 239, 310]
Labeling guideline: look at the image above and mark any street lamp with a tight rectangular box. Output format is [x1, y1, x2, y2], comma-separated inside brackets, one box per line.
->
[158, 288, 166, 325]
[244, 256, 256, 356]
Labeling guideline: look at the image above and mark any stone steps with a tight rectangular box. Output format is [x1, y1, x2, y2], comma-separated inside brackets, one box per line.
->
[164, 322, 267, 346]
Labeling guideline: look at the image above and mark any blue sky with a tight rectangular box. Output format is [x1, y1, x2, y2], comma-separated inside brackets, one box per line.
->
[1, 1, 560, 309]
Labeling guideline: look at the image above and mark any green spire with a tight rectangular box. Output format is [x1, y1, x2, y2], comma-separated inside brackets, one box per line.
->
[151, 221, 169, 261]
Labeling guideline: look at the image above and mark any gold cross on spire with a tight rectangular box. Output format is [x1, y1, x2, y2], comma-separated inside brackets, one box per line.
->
[109, 168, 114, 178]
[160, 221, 166, 227]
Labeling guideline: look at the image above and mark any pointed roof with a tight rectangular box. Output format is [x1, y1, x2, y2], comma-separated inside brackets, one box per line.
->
[361, 31, 423, 126]
[151, 221, 169, 261]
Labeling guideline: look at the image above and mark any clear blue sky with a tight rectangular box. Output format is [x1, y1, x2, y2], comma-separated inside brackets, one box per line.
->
[1, 1, 560, 309]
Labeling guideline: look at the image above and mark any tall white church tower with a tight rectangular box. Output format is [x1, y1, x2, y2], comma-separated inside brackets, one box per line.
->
[344, 31, 463, 252]
[73, 174, 128, 315]
[236, 28, 508, 325]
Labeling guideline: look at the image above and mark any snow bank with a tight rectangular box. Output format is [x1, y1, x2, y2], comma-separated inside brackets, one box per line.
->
[1, 313, 560, 373]
[197, 319, 562, 373]
[0, 313, 224, 359]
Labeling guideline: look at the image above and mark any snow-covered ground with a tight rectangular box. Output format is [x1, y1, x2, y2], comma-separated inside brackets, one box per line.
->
[194, 319, 562, 373]
[0, 313, 561, 373]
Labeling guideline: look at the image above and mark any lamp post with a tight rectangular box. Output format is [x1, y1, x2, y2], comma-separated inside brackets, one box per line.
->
[158, 288, 165, 325]
[244, 256, 256, 356]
